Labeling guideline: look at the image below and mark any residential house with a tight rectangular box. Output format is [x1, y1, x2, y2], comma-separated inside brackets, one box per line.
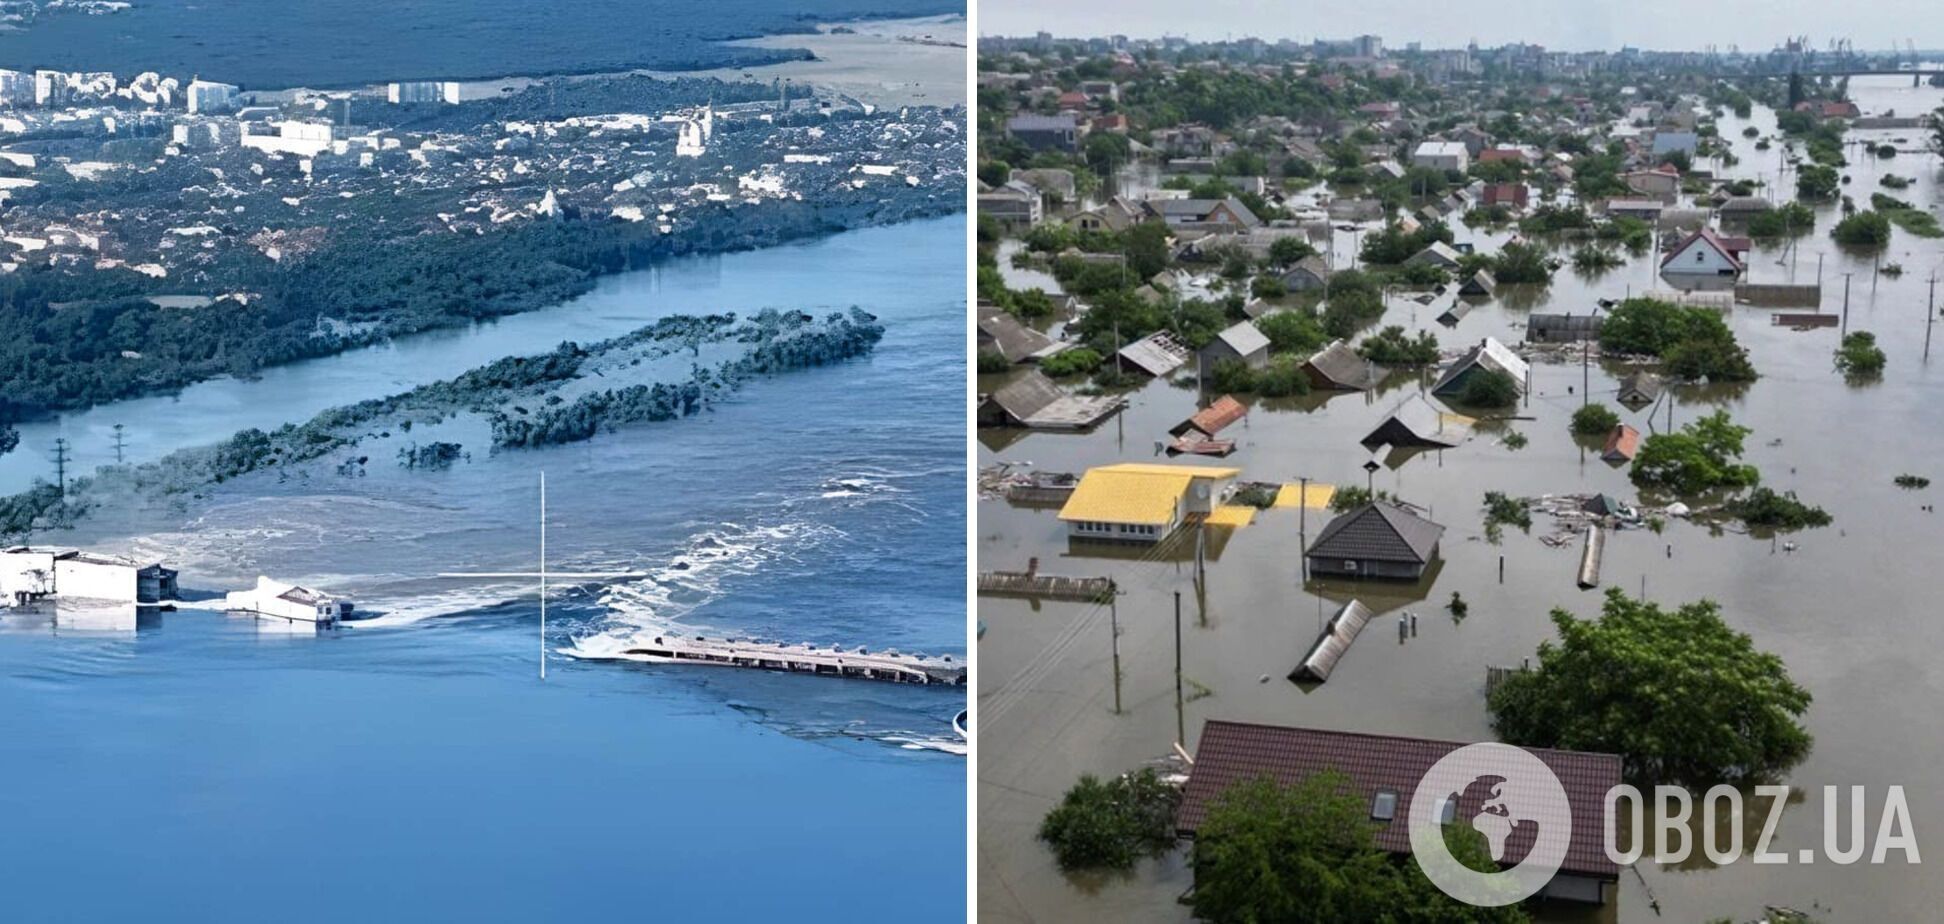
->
[224, 576, 352, 626]
[1303, 502, 1446, 580]
[1411, 140, 1470, 172]
[978, 370, 1123, 430]
[1012, 167, 1077, 205]
[1650, 130, 1699, 158]
[1279, 254, 1333, 293]
[1199, 321, 1271, 370]
[1117, 331, 1194, 377]
[976, 307, 1056, 364]
[1177, 721, 1622, 904]
[1005, 113, 1080, 152]
[977, 180, 1042, 225]
[1659, 228, 1744, 277]
[1431, 336, 1530, 399]
[1, 547, 177, 607]
[1362, 394, 1471, 449]
[1526, 313, 1603, 344]
[1150, 197, 1261, 231]
[1458, 269, 1497, 297]
[1602, 424, 1641, 463]
[1482, 182, 1528, 209]
[1604, 197, 1665, 221]
[1405, 241, 1463, 270]
[1302, 340, 1388, 391]
[1616, 371, 1662, 409]
[1056, 463, 1239, 542]
[1071, 196, 1143, 233]
[1621, 163, 1681, 202]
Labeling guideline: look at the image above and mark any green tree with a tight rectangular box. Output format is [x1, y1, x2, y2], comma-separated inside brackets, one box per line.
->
[1631, 410, 1761, 495]
[1834, 330, 1886, 378]
[1256, 310, 1327, 354]
[1456, 369, 1520, 408]
[1796, 163, 1839, 200]
[1570, 403, 1620, 437]
[1490, 588, 1812, 786]
[1190, 772, 1527, 924]
[1039, 769, 1181, 871]
[1830, 210, 1892, 247]
[1268, 235, 1318, 266]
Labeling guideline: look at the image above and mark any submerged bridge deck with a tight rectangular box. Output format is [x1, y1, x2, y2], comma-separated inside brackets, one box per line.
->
[616, 634, 965, 686]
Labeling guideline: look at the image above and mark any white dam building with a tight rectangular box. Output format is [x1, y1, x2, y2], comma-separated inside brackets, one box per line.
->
[224, 576, 352, 626]
[1, 547, 178, 607]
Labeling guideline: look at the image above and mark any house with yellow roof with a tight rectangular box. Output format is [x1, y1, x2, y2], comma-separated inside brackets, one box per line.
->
[1056, 463, 1240, 543]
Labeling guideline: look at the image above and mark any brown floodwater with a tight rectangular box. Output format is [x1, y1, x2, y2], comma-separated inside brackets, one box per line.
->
[978, 76, 1944, 923]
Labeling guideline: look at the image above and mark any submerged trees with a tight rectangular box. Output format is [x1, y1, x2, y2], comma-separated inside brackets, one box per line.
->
[1189, 771, 1526, 924]
[1489, 589, 1812, 787]
[1631, 410, 1760, 496]
[1038, 769, 1181, 872]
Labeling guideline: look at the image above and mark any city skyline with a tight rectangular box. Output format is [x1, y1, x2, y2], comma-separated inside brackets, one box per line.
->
[979, 0, 1944, 55]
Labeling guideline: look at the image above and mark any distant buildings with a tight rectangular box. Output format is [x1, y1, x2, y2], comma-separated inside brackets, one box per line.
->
[977, 180, 1042, 225]
[185, 79, 239, 114]
[387, 80, 462, 105]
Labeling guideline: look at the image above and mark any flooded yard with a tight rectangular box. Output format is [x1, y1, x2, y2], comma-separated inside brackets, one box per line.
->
[978, 77, 1944, 923]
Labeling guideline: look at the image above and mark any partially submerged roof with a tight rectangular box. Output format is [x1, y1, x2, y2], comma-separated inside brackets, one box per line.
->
[1660, 227, 1745, 273]
[1307, 502, 1445, 565]
[1117, 331, 1193, 377]
[976, 308, 1055, 363]
[984, 369, 1063, 421]
[1362, 394, 1471, 448]
[1431, 337, 1529, 396]
[1290, 599, 1374, 683]
[1176, 721, 1622, 880]
[1304, 340, 1387, 391]
[1057, 463, 1241, 526]
[1458, 269, 1496, 296]
[1207, 320, 1270, 358]
[1172, 395, 1248, 438]
[1527, 313, 1603, 342]
[982, 370, 1122, 430]
[1601, 424, 1641, 463]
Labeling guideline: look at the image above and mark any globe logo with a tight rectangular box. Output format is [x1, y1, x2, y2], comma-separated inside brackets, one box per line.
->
[1408, 743, 1574, 907]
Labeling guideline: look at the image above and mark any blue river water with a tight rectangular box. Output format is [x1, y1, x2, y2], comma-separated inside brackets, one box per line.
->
[0, 216, 967, 920]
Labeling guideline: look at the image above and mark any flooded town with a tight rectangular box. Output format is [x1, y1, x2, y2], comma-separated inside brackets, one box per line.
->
[977, 21, 1944, 924]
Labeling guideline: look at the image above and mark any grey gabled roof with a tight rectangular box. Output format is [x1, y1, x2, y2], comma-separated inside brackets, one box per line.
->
[984, 370, 1062, 421]
[1307, 502, 1445, 564]
[1007, 113, 1078, 132]
[1430, 337, 1529, 395]
[1117, 331, 1192, 376]
[1304, 340, 1387, 390]
[977, 308, 1055, 363]
[1208, 320, 1270, 357]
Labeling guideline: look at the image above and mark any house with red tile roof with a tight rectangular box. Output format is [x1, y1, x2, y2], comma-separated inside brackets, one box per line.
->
[1660, 228, 1745, 276]
[1176, 720, 1623, 905]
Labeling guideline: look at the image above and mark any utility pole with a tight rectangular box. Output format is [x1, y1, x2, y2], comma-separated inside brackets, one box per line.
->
[1841, 272, 1853, 336]
[1109, 593, 1122, 715]
[112, 424, 126, 465]
[1174, 590, 1185, 748]
[1297, 475, 1310, 582]
[52, 438, 69, 498]
[1581, 339, 1589, 407]
[1927, 273, 1938, 361]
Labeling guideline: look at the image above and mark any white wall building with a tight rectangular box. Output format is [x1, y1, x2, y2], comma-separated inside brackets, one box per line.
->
[186, 79, 240, 114]
[387, 81, 462, 105]
[1, 547, 177, 606]
[241, 120, 338, 157]
[1411, 141, 1470, 172]
[0, 70, 36, 107]
[225, 576, 351, 625]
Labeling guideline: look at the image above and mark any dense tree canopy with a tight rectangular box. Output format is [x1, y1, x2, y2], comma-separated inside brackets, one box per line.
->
[1190, 772, 1526, 924]
[1490, 589, 1812, 786]
[1631, 410, 1760, 496]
